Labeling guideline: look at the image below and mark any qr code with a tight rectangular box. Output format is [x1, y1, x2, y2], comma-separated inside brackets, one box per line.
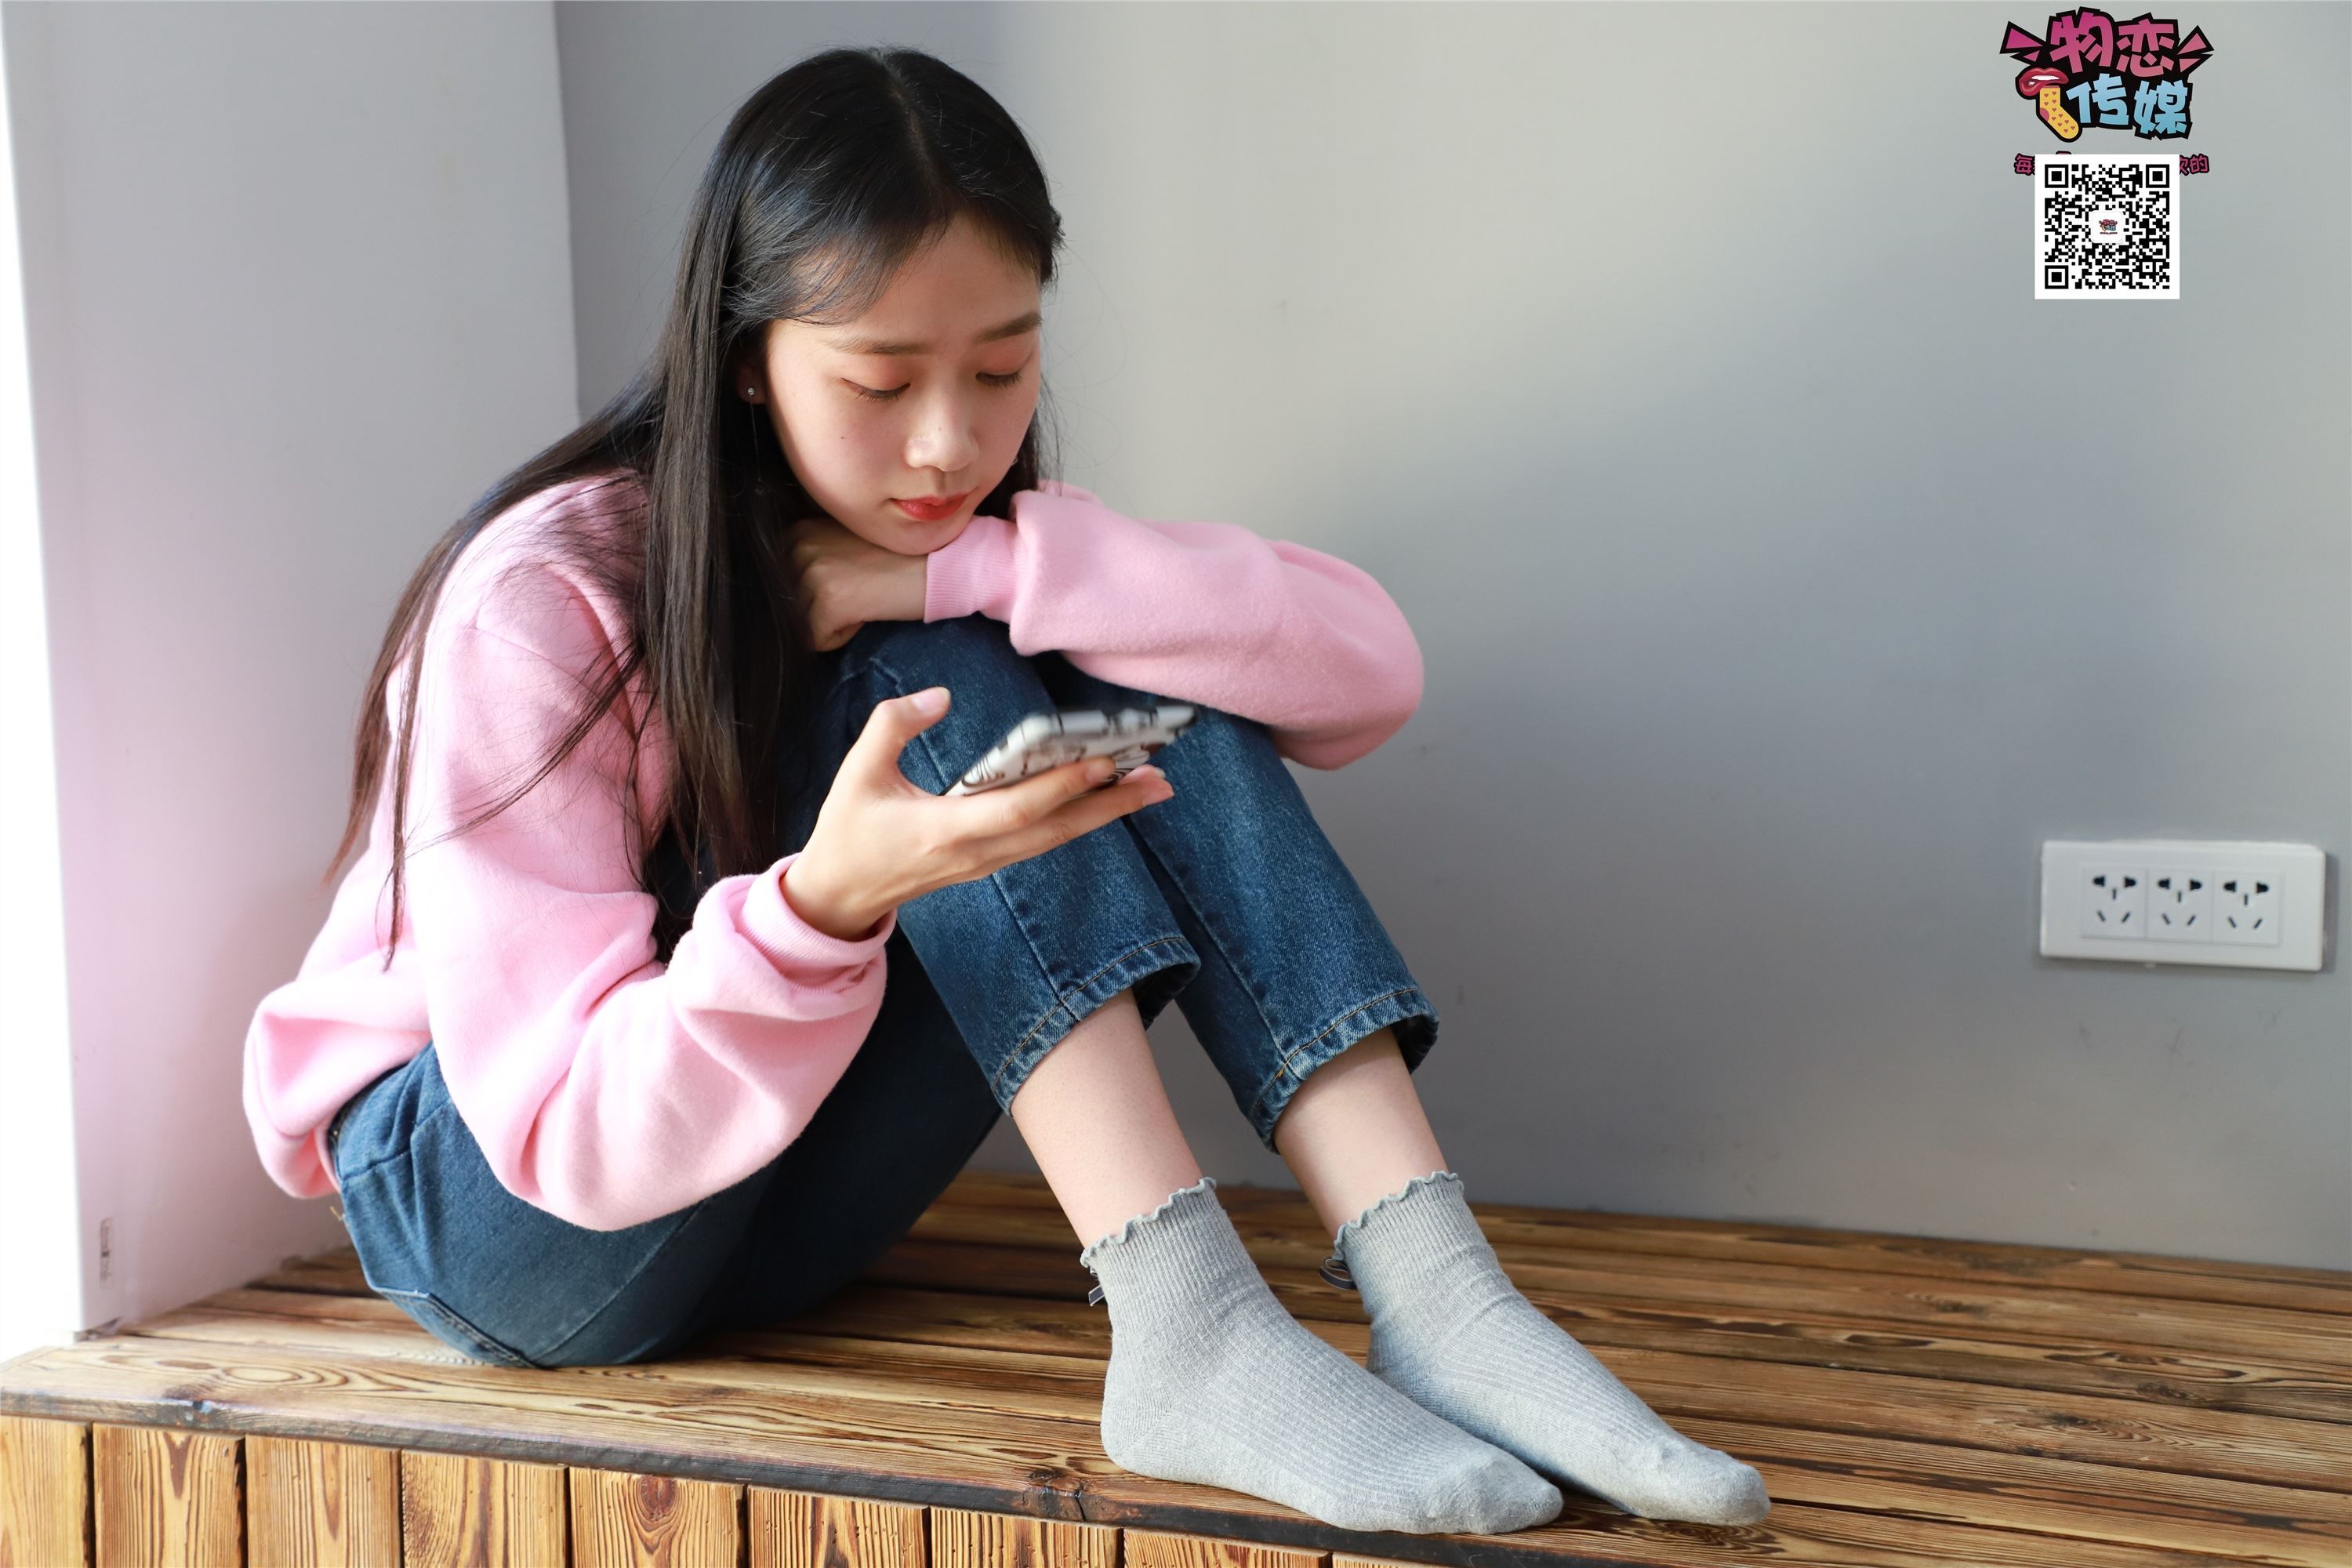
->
[2035, 154, 2177, 299]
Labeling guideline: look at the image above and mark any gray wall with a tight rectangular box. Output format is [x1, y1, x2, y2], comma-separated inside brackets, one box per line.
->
[3, 0, 580, 1334]
[558, 2, 2352, 1269]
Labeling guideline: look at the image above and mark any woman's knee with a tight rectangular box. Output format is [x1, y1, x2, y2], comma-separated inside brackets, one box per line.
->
[1147, 702, 1290, 798]
[847, 613, 1027, 691]
[843, 618, 1057, 792]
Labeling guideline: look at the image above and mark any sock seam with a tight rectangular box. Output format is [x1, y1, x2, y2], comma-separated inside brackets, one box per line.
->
[1333, 1167, 1462, 1257]
[1080, 1173, 1219, 1272]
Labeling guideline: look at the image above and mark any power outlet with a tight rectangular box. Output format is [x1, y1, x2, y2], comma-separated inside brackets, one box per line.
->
[2212, 873, 2281, 946]
[2078, 866, 2144, 937]
[2147, 868, 2212, 942]
[2041, 840, 2326, 971]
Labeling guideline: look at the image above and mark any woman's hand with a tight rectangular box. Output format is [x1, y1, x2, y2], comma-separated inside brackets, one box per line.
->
[788, 514, 928, 652]
[781, 687, 1174, 940]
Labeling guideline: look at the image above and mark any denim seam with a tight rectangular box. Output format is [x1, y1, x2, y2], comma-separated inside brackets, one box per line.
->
[859, 648, 1199, 1102]
[953, 789, 1190, 1104]
[532, 1192, 730, 1365]
[1123, 815, 1286, 1058]
[333, 1095, 455, 1186]
[1246, 984, 1431, 1130]
[986, 934, 1196, 1102]
[338, 1096, 727, 1366]
[862, 650, 943, 781]
[375, 1287, 538, 1368]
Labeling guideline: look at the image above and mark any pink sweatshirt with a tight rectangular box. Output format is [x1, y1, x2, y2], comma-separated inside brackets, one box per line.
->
[243, 472, 1423, 1232]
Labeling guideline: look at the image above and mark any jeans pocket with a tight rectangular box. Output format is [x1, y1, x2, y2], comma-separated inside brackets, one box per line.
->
[376, 1286, 541, 1369]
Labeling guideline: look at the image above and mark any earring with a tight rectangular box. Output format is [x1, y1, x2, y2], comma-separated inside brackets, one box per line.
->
[742, 386, 760, 402]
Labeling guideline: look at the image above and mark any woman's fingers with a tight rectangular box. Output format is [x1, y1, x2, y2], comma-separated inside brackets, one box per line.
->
[960, 765, 1172, 873]
[951, 752, 1118, 826]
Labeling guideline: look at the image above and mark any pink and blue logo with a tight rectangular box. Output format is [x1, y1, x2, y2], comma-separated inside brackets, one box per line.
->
[1998, 10, 2214, 142]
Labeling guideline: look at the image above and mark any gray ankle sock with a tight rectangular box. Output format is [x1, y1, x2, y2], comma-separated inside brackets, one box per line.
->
[1078, 1174, 1563, 1535]
[1334, 1171, 1770, 1527]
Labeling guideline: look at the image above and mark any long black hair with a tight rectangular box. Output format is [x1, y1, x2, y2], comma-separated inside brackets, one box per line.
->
[323, 45, 1066, 967]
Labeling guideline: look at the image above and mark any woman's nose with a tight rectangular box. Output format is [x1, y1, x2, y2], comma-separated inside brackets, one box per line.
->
[906, 394, 982, 474]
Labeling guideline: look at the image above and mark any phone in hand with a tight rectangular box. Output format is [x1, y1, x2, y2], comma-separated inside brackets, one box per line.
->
[947, 703, 1197, 796]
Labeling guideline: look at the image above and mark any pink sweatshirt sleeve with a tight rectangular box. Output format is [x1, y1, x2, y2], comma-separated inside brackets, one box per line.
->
[398, 612, 895, 1232]
[921, 482, 1423, 769]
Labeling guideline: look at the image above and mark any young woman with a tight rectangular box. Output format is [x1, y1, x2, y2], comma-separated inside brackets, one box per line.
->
[241, 46, 1768, 1535]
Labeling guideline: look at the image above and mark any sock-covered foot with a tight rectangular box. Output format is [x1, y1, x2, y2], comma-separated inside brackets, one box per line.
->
[1079, 1174, 1563, 1535]
[1334, 1171, 1770, 1527]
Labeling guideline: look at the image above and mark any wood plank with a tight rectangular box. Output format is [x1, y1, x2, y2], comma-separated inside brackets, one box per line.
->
[927, 1171, 2352, 1313]
[121, 1298, 1102, 1417]
[247, 1436, 400, 1567]
[1356, 1496, 2238, 1568]
[250, 1249, 368, 1297]
[201, 1232, 2352, 1427]
[114, 1294, 2352, 1501]
[401, 1450, 567, 1568]
[117, 1272, 2352, 1439]
[1686, 1414, 2351, 1565]
[1339, 1511, 2241, 1568]
[717, 1319, 2352, 1501]
[90, 1424, 241, 1568]
[787, 1280, 2352, 1429]
[723, 1304, 2350, 1562]
[24, 1168, 2352, 1568]
[2, 1337, 1109, 1522]
[0, 1416, 89, 1568]
[1123, 1530, 1323, 1568]
[1595, 1341, 2352, 1495]
[284, 1167, 2352, 1323]
[867, 1234, 2352, 1377]
[572, 1466, 739, 1567]
[0, 1338, 2160, 1568]
[852, 1236, 2352, 1404]
[928, 1504, 1118, 1568]
[5, 1338, 2245, 1568]
[129, 1295, 488, 1365]
[748, 1490, 923, 1568]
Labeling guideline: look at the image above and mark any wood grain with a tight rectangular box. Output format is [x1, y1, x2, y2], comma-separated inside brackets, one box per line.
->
[786, 1277, 2352, 1428]
[863, 1235, 2352, 1374]
[1123, 1530, 1324, 1568]
[750, 1489, 924, 1568]
[572, 1466, 739, 1567]
[930, 1171, 2352, 1312]
[930, 1504, 1119, 1568]
[5, 1168, 2348, 1568]
[247, 1436, 401, 1567]
[0, 1415, 89, 1568]
[401, 1449, 567, 1568]
[90, 1423, 240, 1568]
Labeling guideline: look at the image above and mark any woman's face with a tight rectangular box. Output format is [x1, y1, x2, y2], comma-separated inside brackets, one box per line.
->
[751, 213, 1044, 557]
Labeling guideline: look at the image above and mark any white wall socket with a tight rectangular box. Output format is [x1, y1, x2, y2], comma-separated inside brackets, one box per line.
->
[2040, 840, 2328, 971]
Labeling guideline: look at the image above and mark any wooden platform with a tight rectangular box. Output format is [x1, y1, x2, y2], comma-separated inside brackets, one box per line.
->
[4, 1171, 2349, 1567]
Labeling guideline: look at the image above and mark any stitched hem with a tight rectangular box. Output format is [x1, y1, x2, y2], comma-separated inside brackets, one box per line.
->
[983, 934, 1198, 1112]
[1246, 985, 1439, 1152]
[1331, 1168, 1463, 1259]
[1078, 1173, 1218, 1272]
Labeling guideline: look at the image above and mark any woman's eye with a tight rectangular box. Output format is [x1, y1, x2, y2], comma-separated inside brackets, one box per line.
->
[848, 369, 1026, 403]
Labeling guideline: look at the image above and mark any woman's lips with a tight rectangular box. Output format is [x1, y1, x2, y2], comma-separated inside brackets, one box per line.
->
[2015, 66, 2067, 96]
[892, 489, 971, 521]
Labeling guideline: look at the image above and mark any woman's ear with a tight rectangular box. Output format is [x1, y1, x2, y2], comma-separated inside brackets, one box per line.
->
[728, 343, 767, 403]
[735, 361, 764, 403]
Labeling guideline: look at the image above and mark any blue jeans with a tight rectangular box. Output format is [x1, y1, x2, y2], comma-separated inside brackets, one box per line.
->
[328, 614, 1437, 1367]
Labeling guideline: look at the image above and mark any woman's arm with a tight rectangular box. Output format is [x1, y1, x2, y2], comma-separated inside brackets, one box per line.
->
[391, 609, 896, 1232]
[921, 482, 1424, 769]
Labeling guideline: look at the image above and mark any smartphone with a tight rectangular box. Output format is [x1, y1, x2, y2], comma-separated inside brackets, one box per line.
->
[946, 703, 1197, 796]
